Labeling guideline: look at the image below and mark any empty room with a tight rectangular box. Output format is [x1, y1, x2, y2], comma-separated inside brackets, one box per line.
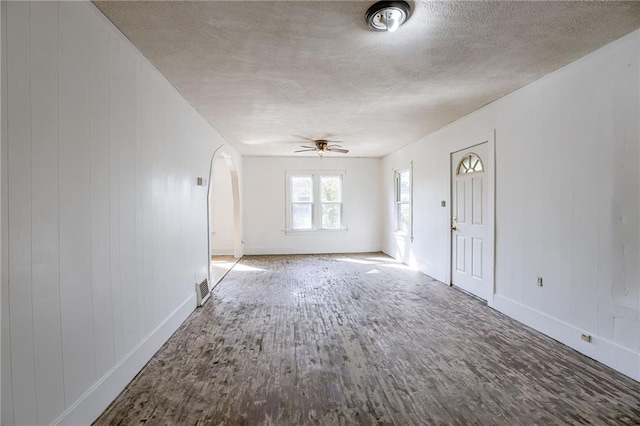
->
[2, 1, 640, 424]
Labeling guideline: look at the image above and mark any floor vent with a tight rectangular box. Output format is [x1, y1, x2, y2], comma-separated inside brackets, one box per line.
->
[196, 278, 210, 306]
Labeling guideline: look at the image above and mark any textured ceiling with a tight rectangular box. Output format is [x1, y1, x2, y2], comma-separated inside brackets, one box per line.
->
[93, 1, 640, 157]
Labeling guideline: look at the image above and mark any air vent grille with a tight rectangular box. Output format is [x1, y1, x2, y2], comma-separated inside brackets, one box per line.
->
[196, 278, 210, 306]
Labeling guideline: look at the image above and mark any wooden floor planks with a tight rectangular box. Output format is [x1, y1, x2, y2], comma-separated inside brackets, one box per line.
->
[95, 253, 640, 425]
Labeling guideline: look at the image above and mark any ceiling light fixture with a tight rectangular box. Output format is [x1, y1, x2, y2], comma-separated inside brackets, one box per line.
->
[366, 1, 411, 32]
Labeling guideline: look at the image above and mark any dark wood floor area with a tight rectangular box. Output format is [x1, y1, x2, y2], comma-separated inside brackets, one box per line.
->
[95, 253, 640, 425]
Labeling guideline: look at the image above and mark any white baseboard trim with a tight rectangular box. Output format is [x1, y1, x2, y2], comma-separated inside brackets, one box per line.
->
[493, 294, 640, 381]
[378, 251, 639, 381]
[381, 249, 447, 284]
[53, 294, 197, 425]
[211, 247, 234, 255]
[245, 245, 382, 255]
[414, 260, 447, 284]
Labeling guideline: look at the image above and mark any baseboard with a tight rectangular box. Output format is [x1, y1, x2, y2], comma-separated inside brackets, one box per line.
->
[211, 247, 234, 255]
[53, 294, 197, 425]
[245, 245, 381, 255]
[493, 294, 640, 381]
[381, 248, 447, 284]
[414, 260, 447, 284]
[379, 252, 640, 381]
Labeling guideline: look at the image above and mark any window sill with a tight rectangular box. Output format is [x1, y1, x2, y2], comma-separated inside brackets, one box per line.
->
[285, 228, 349, 236]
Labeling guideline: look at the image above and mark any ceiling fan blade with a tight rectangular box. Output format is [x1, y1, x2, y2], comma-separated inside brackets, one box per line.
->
[291, 134, 316, 141]
[294, 148, 317, 153]
[300, 145, 316, 149]
[327, 148, 349, 153]
[326, 144, 343, 148]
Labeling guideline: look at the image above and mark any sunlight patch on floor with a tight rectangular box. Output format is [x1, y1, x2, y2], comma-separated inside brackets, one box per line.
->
[379, 263, 412, 270]
[365, 256, 401, 264]
[212, 260, 239, 269]
[335, 257, 378, 265]
[336, 255, 414, 271]
[230, 263, 265, 272]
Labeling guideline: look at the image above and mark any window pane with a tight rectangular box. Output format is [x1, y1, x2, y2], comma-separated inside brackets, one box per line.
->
[321, 176, 341, 202]
[399, 171, 410, 202]
[292, 176, 312, 202]
[398, 203, 410, 233]
[457, 153, 484, 175]
[292, 203, 312, 229]
[321, 203, 341, 229]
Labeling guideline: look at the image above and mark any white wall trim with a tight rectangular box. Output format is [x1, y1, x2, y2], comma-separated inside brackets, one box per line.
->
[245, 245, 381, 255]
[211, 247, 234, 256]
[382, 250, 447, 284]
[0, 1, 5, 423]
[414, 260, 444, 283]
[493, 294, 640, 382]
[52, 294, 197, 426]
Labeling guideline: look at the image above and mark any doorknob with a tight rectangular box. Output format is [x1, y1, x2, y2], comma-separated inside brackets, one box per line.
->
[451, 225, 457, 231]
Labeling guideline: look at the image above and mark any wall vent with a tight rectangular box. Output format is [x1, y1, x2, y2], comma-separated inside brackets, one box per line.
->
[196, 278, 210, 306]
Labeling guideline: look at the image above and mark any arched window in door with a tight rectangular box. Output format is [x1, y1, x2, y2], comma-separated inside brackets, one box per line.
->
[456, 152, 484, 175]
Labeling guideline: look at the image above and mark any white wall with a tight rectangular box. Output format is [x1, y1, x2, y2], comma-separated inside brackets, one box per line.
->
[210, 156, 235, 255]
[382, 30, 640, 381]
[0, 1, 4, 422]
[244, 156, 381, 254]
[0, 2, 241, 425]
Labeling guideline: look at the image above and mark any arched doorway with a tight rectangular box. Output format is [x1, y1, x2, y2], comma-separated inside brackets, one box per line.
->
[207, 151, 241, 286]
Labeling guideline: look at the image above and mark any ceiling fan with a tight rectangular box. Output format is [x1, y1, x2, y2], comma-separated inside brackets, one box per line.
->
[294, 139, 349, 156]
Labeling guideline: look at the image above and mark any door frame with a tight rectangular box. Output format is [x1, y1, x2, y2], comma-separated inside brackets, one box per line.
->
[207, 149, 242, 289]
[448, 130, 496, 306]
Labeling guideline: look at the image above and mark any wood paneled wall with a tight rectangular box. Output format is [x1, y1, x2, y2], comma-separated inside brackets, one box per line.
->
[1, 2, 235, 424]
[382, 30, 640, 381]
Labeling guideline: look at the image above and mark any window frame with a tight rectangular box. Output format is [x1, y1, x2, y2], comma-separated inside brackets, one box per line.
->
[319, 175, 343, 230]
[456, 152, 484, 175]
[289, 175, 314, 230]
[285, 170, 347, 234]
[394, 167, 412, 237]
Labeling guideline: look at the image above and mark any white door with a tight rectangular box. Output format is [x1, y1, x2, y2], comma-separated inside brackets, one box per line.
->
[451, 143, 491, 301]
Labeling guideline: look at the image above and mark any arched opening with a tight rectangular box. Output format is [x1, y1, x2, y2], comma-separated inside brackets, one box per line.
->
[207, 151, 241, 286]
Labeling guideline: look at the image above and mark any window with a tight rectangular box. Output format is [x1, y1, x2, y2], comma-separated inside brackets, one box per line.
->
[395, 169, 411, 234]
[456, 152, 483, 175]
[290, 176, 313, 229]
[320, 176, 342, 229]
[286, 171, 345, 232]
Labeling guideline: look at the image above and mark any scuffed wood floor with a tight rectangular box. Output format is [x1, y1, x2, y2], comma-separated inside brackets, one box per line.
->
[95, 253, 640, 425]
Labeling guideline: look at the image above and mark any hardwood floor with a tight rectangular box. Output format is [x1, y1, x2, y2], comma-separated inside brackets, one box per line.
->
[95, 253, 640, 425]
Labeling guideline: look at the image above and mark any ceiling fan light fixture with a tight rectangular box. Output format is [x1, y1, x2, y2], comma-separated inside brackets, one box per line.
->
[366, 1, 410, 32]
[293, 138, 349, 156]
